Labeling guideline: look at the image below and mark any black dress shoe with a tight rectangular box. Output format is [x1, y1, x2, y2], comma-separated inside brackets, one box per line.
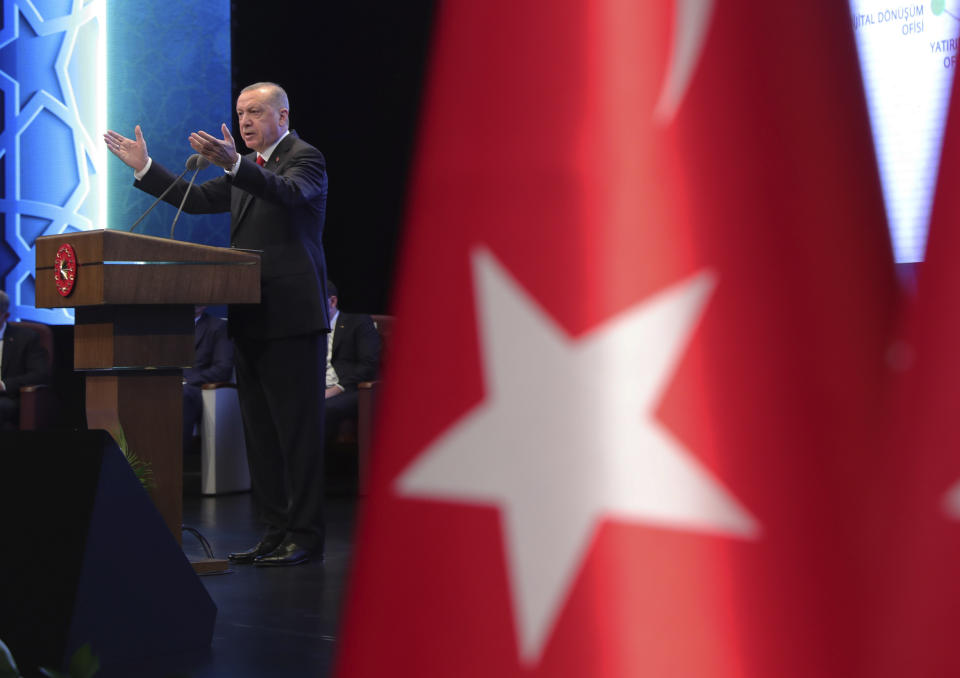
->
[253, 538, 321, 567]
[227, 534, 285, 564]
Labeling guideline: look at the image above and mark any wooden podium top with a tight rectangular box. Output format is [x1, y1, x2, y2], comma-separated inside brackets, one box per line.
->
[35, 229, 261, 308]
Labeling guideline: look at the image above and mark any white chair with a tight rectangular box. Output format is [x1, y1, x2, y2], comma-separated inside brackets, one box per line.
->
[199, 383, 250, 495]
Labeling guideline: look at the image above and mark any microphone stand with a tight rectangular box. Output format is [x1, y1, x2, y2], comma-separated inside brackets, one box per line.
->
[169, 167, 202, 239]
[127, 166, 191, 232]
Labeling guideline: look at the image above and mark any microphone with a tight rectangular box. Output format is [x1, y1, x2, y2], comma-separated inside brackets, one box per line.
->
[169, 154, 209, 239]
[186, 153, 211, 171]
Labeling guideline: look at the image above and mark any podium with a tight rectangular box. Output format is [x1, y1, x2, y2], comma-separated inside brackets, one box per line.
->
[34, 229, 260, 543]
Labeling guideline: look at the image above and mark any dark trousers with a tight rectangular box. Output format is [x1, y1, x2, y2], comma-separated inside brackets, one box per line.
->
[182, 383, 202, 454]
[324, 389, 358, 446]
[0, 396, 18, 431]
[234, 333, 326, 550]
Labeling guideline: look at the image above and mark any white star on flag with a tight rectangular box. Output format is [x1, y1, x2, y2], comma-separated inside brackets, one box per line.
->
[396, 248, 760, 665]
[942, 479, 960, 520]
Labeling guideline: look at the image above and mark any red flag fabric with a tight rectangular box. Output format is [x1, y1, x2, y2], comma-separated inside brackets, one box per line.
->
[336, 2, 897, 676]
[866, 44, 960, 678]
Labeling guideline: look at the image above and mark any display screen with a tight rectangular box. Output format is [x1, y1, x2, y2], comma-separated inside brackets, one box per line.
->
[850, 1, 960, 262]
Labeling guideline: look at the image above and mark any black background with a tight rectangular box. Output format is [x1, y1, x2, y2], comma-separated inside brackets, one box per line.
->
[230, 2, 436, 313]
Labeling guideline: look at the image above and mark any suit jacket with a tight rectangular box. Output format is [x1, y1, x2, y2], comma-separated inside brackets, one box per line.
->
[135, 131, 330, 340]
[330, 313, 381, 392]
[183, 313, 234, 386]
[1, 324, 49, 396]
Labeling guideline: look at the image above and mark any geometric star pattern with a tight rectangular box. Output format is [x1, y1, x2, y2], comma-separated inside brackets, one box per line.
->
[0, 0, 105, 323]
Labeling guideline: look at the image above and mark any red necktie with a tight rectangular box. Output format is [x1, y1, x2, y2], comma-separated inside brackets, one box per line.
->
[256, 155, 265, 166]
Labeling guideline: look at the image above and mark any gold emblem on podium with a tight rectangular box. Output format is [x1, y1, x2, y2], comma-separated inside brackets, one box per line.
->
[54, 243, 77, 297]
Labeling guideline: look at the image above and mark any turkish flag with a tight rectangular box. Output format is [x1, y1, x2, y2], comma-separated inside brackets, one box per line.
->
[864, 42, 960, 678]
[336, 2, 897, 676]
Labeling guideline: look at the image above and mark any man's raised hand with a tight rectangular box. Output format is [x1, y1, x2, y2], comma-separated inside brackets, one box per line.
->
[189, 123, 239, 170]
[103, 125, 148, 173]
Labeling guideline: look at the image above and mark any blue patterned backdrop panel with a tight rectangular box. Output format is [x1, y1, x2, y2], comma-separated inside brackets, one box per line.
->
[107, 0, 231, 248]
[0, 0, 230, 322]
[0, 0, 105, 323]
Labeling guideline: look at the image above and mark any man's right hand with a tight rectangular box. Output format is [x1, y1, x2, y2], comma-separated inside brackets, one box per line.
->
[103, 125, 149, 173]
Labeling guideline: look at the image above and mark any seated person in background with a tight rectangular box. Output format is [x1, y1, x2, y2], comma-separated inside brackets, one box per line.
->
[324, 281, 381, 445]
[183, 305, 235, 453]
[0, 290, 50, 431]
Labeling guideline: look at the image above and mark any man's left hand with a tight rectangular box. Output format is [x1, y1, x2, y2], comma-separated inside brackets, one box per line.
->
[189, 123, 240, 169]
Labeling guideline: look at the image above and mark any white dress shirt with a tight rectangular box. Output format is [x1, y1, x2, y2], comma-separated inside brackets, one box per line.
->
[0, 321, 7, 390]
[326, 310, 341, 391]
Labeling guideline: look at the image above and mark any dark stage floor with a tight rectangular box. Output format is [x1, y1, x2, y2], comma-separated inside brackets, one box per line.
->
[102, 470, 359, 678]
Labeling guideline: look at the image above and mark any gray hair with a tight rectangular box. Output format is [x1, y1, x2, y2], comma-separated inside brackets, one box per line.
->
[0, 290, 8, 315]
[240, 82, 290, 112]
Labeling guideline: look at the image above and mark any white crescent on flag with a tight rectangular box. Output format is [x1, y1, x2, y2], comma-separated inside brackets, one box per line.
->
[654, 0, 716, 123]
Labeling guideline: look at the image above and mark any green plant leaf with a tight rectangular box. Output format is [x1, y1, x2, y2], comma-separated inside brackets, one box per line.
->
[0, 638, 20, 678]
[112, 425, 155, 491]
[67, 644, 99, 678]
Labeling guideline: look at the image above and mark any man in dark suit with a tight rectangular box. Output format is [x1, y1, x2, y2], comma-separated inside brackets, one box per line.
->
[0, 291, 50, 431]
[324, 282, 381, 445]
[105, 82, 329, 566]
[182, 306, 234, 454]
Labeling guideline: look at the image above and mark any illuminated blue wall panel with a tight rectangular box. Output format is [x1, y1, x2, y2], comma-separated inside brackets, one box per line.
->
[107, 1, 230, 249]
[0, 0, 231, 322]
[0, 0, 105, 323]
